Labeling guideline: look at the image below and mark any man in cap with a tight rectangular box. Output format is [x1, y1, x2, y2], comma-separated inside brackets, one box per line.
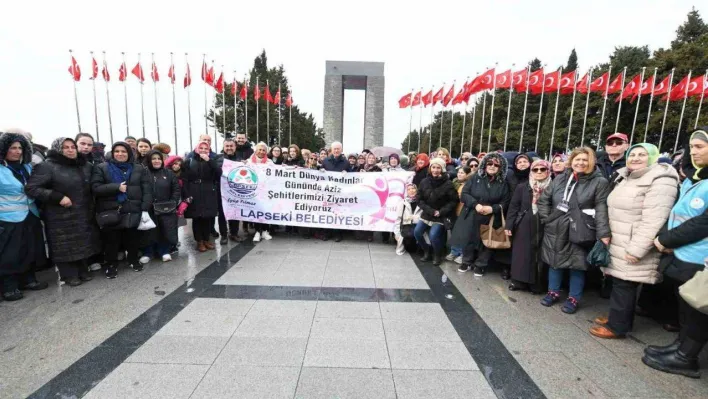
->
[597, 133, 629, 182]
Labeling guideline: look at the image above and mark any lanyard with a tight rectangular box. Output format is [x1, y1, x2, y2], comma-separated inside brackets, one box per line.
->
[562, 176, 577, 202]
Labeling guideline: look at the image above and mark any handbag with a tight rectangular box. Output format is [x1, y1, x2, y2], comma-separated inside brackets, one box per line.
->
[96, 206, 123, 229]
[480, 207, 511, 249]
[568, 194, 596, 247]
[586, 240, 610, 268]
[153, 200, 177, 215]
[398, 204, 415, 238]
[679, 269, 708, 315]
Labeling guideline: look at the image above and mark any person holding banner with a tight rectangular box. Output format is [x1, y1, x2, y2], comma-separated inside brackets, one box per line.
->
[217, 138, 243, 243]
[414, 157, 459, 266]
[183, 141, 222, 252]
[321, 141, 351, 242]
[284, 145, 304, 167]
[248, 142, 274, 242]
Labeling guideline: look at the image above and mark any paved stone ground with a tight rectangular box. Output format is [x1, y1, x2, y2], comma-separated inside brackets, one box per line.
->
[1, 228, 707, 398]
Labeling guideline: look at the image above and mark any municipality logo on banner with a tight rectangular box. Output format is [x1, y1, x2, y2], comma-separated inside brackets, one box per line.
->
[226, 165, 259, 199]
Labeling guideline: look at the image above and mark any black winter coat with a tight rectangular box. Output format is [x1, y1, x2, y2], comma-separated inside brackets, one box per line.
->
[596, 151, 626, 182]
[283, 157, 305, 167]
[144, 168, 181, 245]
[445, 163, 457, 180]
[417, 174, 459, 224]
[450, 174, 511, 249]
[412, 168, 428, 187]
[506, 168, 530, 196]
[183, 154, 222, 219]
[506, 183, 544, 285]
[25, 151, 101, 262]
[234, 142, 254, 161]
[538, 169, 610, 271]
[322, 155, 350, 172]
[92, 161, 153, 229]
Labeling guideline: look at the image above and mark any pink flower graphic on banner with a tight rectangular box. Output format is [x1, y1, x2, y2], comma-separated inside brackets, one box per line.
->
[362, 175, 407, 224]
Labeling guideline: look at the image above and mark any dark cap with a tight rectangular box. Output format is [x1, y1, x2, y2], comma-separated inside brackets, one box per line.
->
[606, 133, 628, 143]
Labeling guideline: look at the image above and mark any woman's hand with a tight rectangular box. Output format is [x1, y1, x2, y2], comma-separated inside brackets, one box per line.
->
[504, 230, 512, 237]
[653, 237, 673, 253]
[119, 182, 127, 193]
[199, 153, 210, 162]
[624, 254, 639, 264]
[485, 206, 494, 215]
[475, 204, 483, 213]
[433, 210, 440, 217]
[600, 237, 610, 246]
[59, 196, 72, 207]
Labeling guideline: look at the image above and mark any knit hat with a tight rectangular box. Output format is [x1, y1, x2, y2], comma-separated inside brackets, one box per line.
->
[389, 153, 400, 163]
[626, 143, 660, 167]
[429, 157, 447, 172]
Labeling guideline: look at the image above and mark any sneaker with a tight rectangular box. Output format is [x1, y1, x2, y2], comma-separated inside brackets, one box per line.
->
[105, 266, 118, 279]
[473, 266, 486, 277]
[253, 232, 261, 242]
[220, 237, 228, 245]
[540, 291, 560, 307]
[88, 262, 102, 272]
[262, 231, 273, 240]
[162, 254, 172, 262]
[3, 289, 23, 301]
[445, 253, 456, 261]
[139, 256, 151, 265]
[562, 297, 579, 314]
[130, 263, 143, 272]
[454, 256, 463, 265]
[64, 276, 82, 287]
[457, 264, 472, 273]
[117, 252, 125, 261]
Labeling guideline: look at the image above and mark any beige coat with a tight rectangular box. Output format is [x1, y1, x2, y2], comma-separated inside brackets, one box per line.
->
[602, 163, 679, 284]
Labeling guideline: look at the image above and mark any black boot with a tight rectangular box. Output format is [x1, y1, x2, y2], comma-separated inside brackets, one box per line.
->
[432, 251, 442, 266]
[642, 337, 703, 378]
[501, 267, 511, 281]
[644, 339, 680, 357]
[420, 246, 432, 262]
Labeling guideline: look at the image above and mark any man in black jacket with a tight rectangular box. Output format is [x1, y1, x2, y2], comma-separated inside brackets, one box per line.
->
[216, 138, 244, 243]
[234, 132, 254, 161]
[321, 141, 350, 241]
[596, 133, 628, 183]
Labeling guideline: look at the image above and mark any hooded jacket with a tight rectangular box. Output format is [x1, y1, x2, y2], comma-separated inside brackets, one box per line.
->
[0, 133, 39, 222]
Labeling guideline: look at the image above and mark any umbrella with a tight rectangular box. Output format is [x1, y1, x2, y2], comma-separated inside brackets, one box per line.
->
[369, 146, 403, 159]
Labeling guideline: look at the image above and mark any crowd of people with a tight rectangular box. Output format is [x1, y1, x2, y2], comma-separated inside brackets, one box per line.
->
[0, 126, 706, 379]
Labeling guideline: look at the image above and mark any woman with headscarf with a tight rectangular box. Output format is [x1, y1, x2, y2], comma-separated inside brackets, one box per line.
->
[451, 153, 511, 276]
[506, 153, 531, 194]
[92, 142, 152, 278]
[268, 146, 284, 165]
[551, 153, 568, 179]
[356, 153, 366, 171]
[135, 138, 152, 165]
[505, 159, 553, 293]
[183, 141, 222, 252]
[642, 129, 708, 378]
[387, 154, 404, 171]
[361, 152, 382, 173]
[248, 142, 274, 242]
[586, 143, 678, 339]
[537, 147, 611, 314]
[412, 153, 430, 187]
[347, 153, 358, 170]
[140, 150, 181, 262]
[414, 158, 459, 265]
[394, 184, 422, 255]
[0, 133, 48, 300]
[26, 137, 101, 286]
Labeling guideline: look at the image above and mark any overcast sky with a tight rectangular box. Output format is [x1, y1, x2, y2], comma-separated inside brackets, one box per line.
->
[0, 0, 700, 154]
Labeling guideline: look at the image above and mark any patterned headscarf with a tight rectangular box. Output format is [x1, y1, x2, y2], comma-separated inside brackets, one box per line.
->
[529, 159, 552, 214]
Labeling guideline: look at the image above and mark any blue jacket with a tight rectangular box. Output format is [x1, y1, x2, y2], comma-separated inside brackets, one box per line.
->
[322, 155, 351, 172]
[667, 179, 708, 266]
[0, 164, 39, 222]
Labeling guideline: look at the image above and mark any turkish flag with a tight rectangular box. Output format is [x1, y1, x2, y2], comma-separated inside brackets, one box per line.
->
[687, 75, 707, 97]
[442, 84, 455, 107]
[512, 68, 528, 93]
[589, 72, 609, 93]
[412, 91, 422, 107]
[240, 83, 247, 99]
[576, 73, 589, 94]
[68, 56, 81, 81]
[398, 93, 412, 108]
[201, 61, 208, 81]
[151, 62, 159, 82]
[652, 75, 671, 96]
[206, 67, 215, 87]
[231, 79, 237, 96]
[422, 90, 433, 107]
[167, 64, 175, 84]
[274, 89, 281, 104]
[606, 72, 624, 94]
[452, 87, 466, 105]
[523, 69, 545, 93]
[495, 70, 512, 89]
[131, 62, 145, 82]
[466, 69, 496, 96]
[616, 74, 642, 102]
[215, 72, 224, 94]
[559, 71, 577, 94]
[183, 64, 192, 88]
[91, 58, 98, 80]
[285, 93, 293, 107]
[118, 63, 127, 82]
[264, 84, 273, 103]
[667, 75, 691, 101]
[254, 83, 261, 101]
[432, 87, 444, 105]
[631, 75, 654, 102]
[530, 70, 560, 94]
[101, 60, 110, 82]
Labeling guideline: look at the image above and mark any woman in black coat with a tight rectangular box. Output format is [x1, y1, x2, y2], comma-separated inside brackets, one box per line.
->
[412, 153, 430, 187]
[92, 142, 153, 278]
[183, 141, 222, 252]
[26, 137, 101, 286]
[451, 152, 511, 277]
[413, 158, 459, 265]
[283, 144, 305, 167]
[506, 153, 531, 194]
[504, 159, 552, 293]
[141, 150, 180, 262]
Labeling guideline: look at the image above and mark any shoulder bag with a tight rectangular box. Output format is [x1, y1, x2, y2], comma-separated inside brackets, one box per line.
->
[480, 206, 511, 249]
[152, 171, 177, 215]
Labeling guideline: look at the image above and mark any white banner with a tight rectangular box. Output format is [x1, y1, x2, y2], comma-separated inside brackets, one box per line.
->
[221, 160, 413, 231]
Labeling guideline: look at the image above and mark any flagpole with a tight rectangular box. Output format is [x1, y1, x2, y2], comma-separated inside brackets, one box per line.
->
[469, 94, 477, 152]
[418, 87, 423, 154]
[658, 68, 674, 151]
[449, 80, 456, 151]
[565, 70, 580, 152]
[102, 52, 114, 144]
[674, 70, 693, 153]
[439, 83, 445, 150]
[211, 60, 216, 146]
[629, 67, 646, 145]
[693, 69, 708, 129]
[460, 101, 468, 156]
[519, 65, 531, 152]
[68, 50, 82, 133]
[503, 67, 515, 151]
[151, 53, 160, 143]
[266, 80, 270, 145]
[407, 89, 413, 153]
[288, 88, 292, 145]
[171, 53, 178, 154]
[614, 66, 627, 134]
[244, 75, 249, 137]
[580, 68, 593, 147]
[256, 77, 260, 143]
[428, 86, 434, 155]
[596, 65, 613, 150]
[122, 52, 129, 137]
[137, 53, 146, 138]
[643, 68, 658, 143]
[534, 64, 548, 153]
[90, 51, 99, 140]
[233, 71, 238, 137]
[549, 68, 562, 155]
[186, 53, 193, 150]
[278, 82, 282, 145]
[487, 63, 498, 152]
[479, 90, 488, 154]
[203, 54, 208, 135]
[220, 66, 225, 152]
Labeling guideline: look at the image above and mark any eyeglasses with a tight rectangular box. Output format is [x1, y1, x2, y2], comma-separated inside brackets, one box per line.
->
[532, 167, 548, 173]
[461, 157, 469, 160]
[487, 162, 500, 167]
[607, 140, 626, 147]
[470, 163, 479, 168]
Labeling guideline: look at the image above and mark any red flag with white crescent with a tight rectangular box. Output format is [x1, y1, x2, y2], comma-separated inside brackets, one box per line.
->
[432, 87, 444, 105]
[91, 57, 98, 80]
[606, 73, 624, 94]
[512, 68, 528, 93]
[151, 62, 159, 82]
[589, 72, 609, 93]
[422, 90, 433, 106]
[68, 56, 81, 81]
[184, 64, 192, 88]
[101, 60, 110, 82]
[131, 62, 145, 82]
[285, 93, 293, 107]
[240, 82, 247, 99]
[411, 91, 422, 107]
[442, 84, 455, 107]
[118, 63, 127, 82]
[167, 64, 175, 84]
[576, 72, 589, 94]
[398, 93, 412, 108]
[652, 75, 671, 96]
[559, 71, 577, 94]
[495, 70, 512, 89]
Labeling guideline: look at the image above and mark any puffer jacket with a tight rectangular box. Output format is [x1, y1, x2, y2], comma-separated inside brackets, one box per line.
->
[92, 157, 153, 229]
[417, 173, 459, 224]
[602, 164, 679, 284]
[538, 169, 611, 271]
